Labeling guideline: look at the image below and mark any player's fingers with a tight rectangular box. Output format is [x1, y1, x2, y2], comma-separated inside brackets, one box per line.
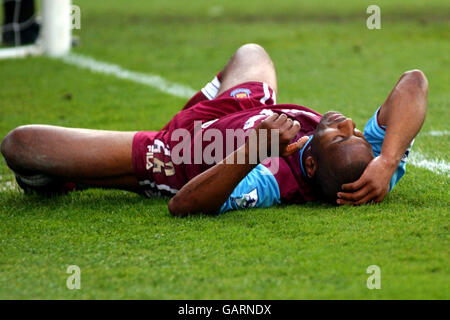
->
[337, 185, 372, 202]
[273, 113, 288, 127]
[263, 113, 279, 124]
[373, 190, 388, 204]
[341, 177, 366, 191]
[373, 194, 385, 204]
[287, 120, 301, 135]
[337, 190, 377, 206]
[284, 135, 309, 156]
[355, 190, 379, 205]
[335, 199, 355, 206]
[290, 134, 308, 150]
[280, 117, 294, 131]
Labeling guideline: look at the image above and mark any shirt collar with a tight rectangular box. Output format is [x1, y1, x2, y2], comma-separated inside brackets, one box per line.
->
[299, 135, 314, 178]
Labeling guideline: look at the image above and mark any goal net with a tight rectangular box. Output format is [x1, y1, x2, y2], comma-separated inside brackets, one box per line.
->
[0, 0, 73, 59]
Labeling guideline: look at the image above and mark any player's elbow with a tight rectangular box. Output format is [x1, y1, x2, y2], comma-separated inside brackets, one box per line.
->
[403, 69, 426, 81]
[168, 195, 189, 217]
[402, 69, 428, 93]
[168, 193, 219, 217]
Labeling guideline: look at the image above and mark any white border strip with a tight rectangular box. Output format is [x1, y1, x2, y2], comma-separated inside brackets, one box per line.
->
[201, 76, 221, 100]
[60, 53, 197, 99]
[259, 82, 270, 104]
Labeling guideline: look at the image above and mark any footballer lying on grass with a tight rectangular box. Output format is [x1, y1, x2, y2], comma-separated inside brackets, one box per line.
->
[0, 44, 428, 216]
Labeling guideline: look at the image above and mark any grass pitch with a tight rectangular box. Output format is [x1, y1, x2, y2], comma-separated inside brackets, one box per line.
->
[0, 0, 449, 299]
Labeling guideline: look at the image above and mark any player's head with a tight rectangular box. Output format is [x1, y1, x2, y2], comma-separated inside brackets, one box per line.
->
[304, 111, 374, 203]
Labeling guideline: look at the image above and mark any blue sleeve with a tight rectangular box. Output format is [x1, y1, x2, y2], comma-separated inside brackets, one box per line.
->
[219, 164, 281, 214]
[363, 107, 413, 191]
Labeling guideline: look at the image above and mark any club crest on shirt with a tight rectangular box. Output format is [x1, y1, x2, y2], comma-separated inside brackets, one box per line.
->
[230, 88, 251, 99]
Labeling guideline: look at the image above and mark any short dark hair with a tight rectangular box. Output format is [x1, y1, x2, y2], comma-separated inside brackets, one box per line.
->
[310, 139, 373, 203]
[314, 159, 369, 203]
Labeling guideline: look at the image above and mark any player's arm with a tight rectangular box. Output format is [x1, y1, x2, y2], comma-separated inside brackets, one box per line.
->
[168, 114, 307, 216]
[337, 70, 428, 205]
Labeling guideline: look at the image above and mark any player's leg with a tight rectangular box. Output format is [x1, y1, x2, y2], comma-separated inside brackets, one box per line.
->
[163, 43, 278, 131]
[217, 43, 277, 96]
[181, 43, 277, 110]
[1, 125, 140, 192]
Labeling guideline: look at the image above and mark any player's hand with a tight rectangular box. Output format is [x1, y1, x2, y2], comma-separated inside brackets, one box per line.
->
[336, 155, 397, 205]
[284, 136, 310, 157]
[254, 113, 306, 159]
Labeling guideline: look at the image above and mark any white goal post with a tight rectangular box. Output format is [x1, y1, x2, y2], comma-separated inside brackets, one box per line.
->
[0, 0, 72, 59]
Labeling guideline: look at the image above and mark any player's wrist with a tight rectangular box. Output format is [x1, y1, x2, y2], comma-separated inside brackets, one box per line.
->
[379, 153, 400, 172]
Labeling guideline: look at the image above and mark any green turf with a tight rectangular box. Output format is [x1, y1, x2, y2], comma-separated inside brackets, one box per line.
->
[0, 0, 449, 299]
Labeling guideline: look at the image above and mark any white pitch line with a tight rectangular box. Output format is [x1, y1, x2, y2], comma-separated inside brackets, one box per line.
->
[423, 130, 450, 137]
[409, 152, 450, 178]
[60, 53, 197, 99]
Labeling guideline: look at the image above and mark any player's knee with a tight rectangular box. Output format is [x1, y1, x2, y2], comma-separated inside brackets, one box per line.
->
[238, 43, 266, 54]
[236, 43, 273, 64]
[1, 125, 34, 166]
[402, 69, 428, 92]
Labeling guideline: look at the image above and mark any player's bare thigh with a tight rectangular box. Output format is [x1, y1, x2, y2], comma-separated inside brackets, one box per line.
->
[217, 43, 278, 96]
[1, 125, 139, 189]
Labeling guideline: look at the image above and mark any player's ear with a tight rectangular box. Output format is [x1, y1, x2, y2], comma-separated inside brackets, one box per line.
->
[305, 156, 317, 179]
